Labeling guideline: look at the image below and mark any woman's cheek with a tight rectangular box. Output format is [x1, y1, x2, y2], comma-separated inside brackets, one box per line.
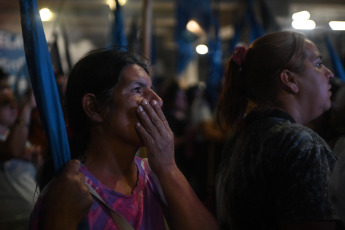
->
[134, 96, 147, 106]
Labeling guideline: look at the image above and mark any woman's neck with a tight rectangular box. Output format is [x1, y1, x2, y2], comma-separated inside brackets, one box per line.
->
[83, 138, 139, 195]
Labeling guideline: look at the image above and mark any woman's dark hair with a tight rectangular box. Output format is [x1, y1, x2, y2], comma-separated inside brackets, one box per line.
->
[38, 48, 149, 190]
[216, 31, 307, 131]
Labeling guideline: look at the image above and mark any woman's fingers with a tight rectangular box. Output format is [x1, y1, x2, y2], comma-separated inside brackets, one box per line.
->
[135, 99, 175, 173]
[44, 160, 92, 229]
[151, 99, 173, 133]
[137, 99, 166, 138]
[135, 120, 154, 145]
[136, 104, 159, 143]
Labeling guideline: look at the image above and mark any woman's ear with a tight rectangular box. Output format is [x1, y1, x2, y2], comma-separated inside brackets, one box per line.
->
[82, 93, 103, 123]
[279, 69, 299, 94]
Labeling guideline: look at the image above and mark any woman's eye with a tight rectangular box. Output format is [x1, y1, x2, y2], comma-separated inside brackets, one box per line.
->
[132, 87, 142, 93]
[316, 62, 323, 68]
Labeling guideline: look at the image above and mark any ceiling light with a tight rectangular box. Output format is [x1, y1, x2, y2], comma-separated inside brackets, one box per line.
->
[196, 44, 208, 55]
[118, 0, 127, 6]
[107, 0, 116, 10]
[329, 21, 345, 31]
[292, 11, 310, 21]
[39, 8, 53, 21]
[107, 0, 126, 10]
[292, 20, 316, 30]
[186, 20, 202, 34]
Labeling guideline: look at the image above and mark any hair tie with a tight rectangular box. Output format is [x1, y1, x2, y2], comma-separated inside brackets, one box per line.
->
[232, 46, 249, 68]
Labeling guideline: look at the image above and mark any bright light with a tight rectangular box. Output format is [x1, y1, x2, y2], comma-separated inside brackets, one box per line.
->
[118, 0, 127, 5]
[196, 44, 208, 55]
[107, 0, 126, 10]
[186, 20, 202, 34]
[107, 0, 116, 10]
[329, 21, 345, 31]
[292, 20, 316, 30]
[291, 11, 315, 30]
[292, 11, 310, 21]
[39, 8, 53, 21]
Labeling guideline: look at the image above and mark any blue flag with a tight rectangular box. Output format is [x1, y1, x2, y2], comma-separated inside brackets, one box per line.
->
[19, 0, 70, 173]
[247, 1, 265, 42]
[176, 0, 212, 74]
[109, 0, 128, 50]
[325, 35, 345, 81]
[230, 0, 265, 52]
[205, 17, 223, 110]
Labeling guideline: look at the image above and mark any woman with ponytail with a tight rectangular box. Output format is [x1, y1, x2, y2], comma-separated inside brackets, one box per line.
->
[216, 31, 339, 229]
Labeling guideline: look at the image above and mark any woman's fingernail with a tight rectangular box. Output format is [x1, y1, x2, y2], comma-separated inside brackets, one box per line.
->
[152, 100, 157, 105]
[138, 105, 143, 111]
[142, 99, 148, 105]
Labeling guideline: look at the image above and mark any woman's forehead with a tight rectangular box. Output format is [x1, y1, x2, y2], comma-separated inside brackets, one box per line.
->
[303, 40, 321, 60]
[118, 64, 151, 84]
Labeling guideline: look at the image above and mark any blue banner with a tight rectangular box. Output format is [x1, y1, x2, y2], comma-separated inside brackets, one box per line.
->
[175, 0, 212, 74]
[230, 0, 265, 52]
[19, 0, 70, 173]
[325, 35, 345, 81]
[0, 30, 29, 93]
[109, 0, 127, 50]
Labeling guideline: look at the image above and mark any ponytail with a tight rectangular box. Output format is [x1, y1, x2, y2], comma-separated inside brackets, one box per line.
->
[217, 47, 250, 131]
[217, 32, 307, 132]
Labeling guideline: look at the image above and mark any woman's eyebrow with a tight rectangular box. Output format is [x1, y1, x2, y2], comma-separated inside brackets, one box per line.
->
[135, 81, 147, 87]
[128, 80, 148, 89]
[311, 55, 322, 61]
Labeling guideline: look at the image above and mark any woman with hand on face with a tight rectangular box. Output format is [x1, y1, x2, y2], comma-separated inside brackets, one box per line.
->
[216, 31, 339, 230]
[30, 48, 218, 230]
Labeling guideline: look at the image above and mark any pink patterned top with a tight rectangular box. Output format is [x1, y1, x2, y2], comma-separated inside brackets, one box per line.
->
[30, 157, 168, 230]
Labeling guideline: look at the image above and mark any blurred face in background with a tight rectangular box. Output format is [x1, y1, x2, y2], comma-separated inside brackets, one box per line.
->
[0, 88, 17, 128]
[174, 89, 188, 112]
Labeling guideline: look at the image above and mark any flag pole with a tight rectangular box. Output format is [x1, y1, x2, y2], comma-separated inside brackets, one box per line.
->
[142, 0, 152, 60]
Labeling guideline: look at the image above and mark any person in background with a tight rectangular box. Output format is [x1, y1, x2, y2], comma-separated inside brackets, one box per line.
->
[330, 139, 345, 228]
[0, 68, 40, 230]
[216, 31, 340, 230]
[162, 81, 194, 184]
[30, 48, 219, 230]
[329, 83, 345, 228]
[187, 82, 226, 208]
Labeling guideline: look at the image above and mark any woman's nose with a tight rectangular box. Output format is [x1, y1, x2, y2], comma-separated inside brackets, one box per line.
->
[325, 66, 334, 79]
[147, 90, 163, 108]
